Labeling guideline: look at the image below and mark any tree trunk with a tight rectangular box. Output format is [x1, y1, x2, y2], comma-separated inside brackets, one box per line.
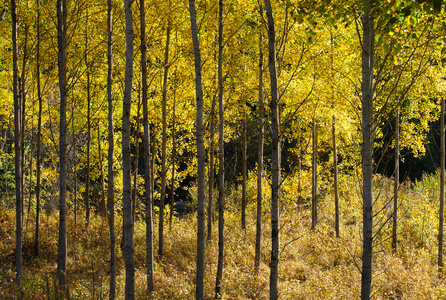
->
[215, 0, 225, 297]
[392, 107, 399, 252]
[20, 25, 28, 229]
[333, 117, 340, 238]
[159, 19, 171, 258]
[56, 0, 68, 292]
[107, 0, 116, 297]
[34, 0, 42, 257]
[360, 0, 375, 298]
[11, 0, 22, 284]
[241, 106, 247, 231]
[98, 123, 106, 219]
[311, 118, 317, 230]
[264, 0, 281, 298]
[132, 92, 141, 224]
[439, 98, 444, 268]
[140, 0, 154, 291]
[85, 10, 91, 228]
[208, 94, 216, 240]
[189, 1, 206, 298]
[255, 9, 264, 271]
[123, 0, 135, 297]
[73, 102, 78, 228]
[170, 88, 176, 229]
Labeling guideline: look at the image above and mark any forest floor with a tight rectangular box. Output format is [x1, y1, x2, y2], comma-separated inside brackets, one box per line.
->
[1, 172, 446, 299]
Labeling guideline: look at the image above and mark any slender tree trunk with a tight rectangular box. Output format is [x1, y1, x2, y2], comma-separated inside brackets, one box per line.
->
[140, 0, 154, 291]
[170, 89, 176, 229]
[34, 0, 42, 257]
[215, 0, 225, 297]
[392, 107, 399, 252]
[56, 0, 68, 292]
[189, 1, 206, 298]
[241, 106, 247, 231]
[123, 0, 135, 297]
[98, 123, 106, 218]
[132, 93, 141, 224]
[11, 0, 22, 284]
[439, 98, 444, 268]
[85, 8, 91, 228]
[331, 31, 340, 238]
[333, 117, 340, 238]
[208, 95, 216, 240]
[311, 118, 317, 230]
[159, 19, 171, 258]
[264, 0, 281, 298]
[73, 102, 78, 228]
[20, 25, 28, 229]
[107, 0, 116, 297]
[255, 10, 264, 271]
[360, 1, 375, 298]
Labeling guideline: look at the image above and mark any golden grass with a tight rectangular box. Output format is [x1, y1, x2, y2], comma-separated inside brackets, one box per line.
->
[1, 173, 446, 299]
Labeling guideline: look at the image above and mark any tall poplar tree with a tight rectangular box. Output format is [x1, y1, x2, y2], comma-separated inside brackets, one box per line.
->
[140, 0, 154, 291]
[106, 0, 116, 296]
[360, 0, 375, 298]
[122, 0, 135, 297]
[56, 0, 68, 292]
[11, 0, 22, 284]
[263, 0, 281, 298]
[189, 0, 206, 298]
[215, 0, 225, 296]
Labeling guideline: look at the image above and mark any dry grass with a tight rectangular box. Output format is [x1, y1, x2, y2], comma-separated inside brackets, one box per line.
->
[1, 172, 446, 299]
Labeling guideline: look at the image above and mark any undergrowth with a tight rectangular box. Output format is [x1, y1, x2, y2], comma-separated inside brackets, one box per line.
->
[1, 171, 446, 299]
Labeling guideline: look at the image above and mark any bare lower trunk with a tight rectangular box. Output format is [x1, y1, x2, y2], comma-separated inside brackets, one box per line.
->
[57, 0, 68, 292]
[392, 108, 399, 252]
[34, 0, 42, 257]
[189, 1, 206, 298]
[85, 10, 91, 228]
[11, 0, 22, 284]
[311, 118, 317, 230]
[159, 20, 171, 258]
[170, 91, 176, 229]
[208, 95, 216, 240]
[241, 108, 247, 231]
[264, 0, 281, 298]
[360, 1, 374, 298]
[140, 0, 154, 291]
[439, 98, 444, 268]
[255, 11, 264, 271]
[333, 117, 340, 238]
[107, 0, 116, 297]
[123, 0, 135, 297]
[215, 0, 225, 297]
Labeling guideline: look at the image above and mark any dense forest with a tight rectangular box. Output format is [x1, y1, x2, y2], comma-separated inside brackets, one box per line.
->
[1, 0, 446, 299]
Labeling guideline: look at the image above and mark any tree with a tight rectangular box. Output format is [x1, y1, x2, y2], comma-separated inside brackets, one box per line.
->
[106, 0, 116, 297]
[122, 0, 135, 297]
[56, 0, 68, 292]
[360, 0, 375, 298]
[215, 0, 225, 296]
[159, 17, 171, 259]
[392, 107, 399, 251]
[34, 0, 43, 256]
[85, 6, 91, 229]
[264, 0, 281, 298]
[140, 0, 154, 291]
[311, 117, 317, 230]
[11, 0, 22, 285]
[254, 4, 264, 271]
[439, 97, 444, 269]
[241, 104, 247, 231]
[189, 0, 206, 298]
